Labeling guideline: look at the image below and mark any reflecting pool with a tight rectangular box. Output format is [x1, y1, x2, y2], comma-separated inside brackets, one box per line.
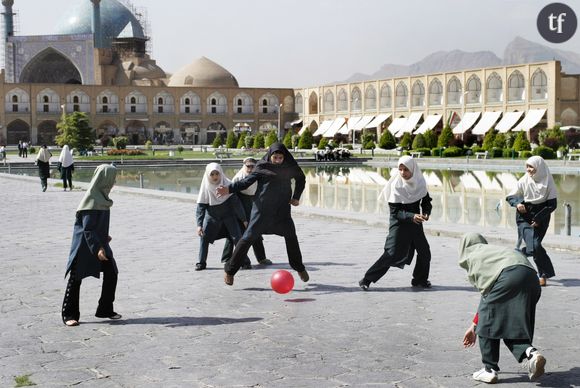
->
[13, 164, 580, 236]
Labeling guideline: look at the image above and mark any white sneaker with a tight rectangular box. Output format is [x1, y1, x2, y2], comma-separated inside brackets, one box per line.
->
[524, 351, 546, 381]
[472, 368, 498, 383]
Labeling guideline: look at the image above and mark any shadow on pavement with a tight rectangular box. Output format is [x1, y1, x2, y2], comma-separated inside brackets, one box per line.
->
[98, 316, 262, 327]
[550, 278, 580, 287]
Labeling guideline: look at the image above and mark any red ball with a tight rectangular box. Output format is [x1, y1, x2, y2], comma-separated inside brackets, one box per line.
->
[270, 270, 294, 294]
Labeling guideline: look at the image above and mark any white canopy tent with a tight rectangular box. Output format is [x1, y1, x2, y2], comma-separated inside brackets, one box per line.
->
[351, 115, 375, 131]
[471, 111, 502, 136]
[415, 114, 442, 134]
[388, 117, 407, 134]
[338, 116, 361, 135]
[452, 112, 481, 134]
[511, 109, 546, 132]
[495, 111, 524, 133]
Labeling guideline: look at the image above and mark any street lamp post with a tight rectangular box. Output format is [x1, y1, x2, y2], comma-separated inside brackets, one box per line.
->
[277, 103, 282, 141]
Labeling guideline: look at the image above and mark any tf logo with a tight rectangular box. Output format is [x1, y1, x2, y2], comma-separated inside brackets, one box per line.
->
[537, 3, 577, 43]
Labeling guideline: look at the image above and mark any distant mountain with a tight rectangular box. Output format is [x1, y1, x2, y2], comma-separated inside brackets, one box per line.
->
[503, 36, 580, 74]
[341, 37, 580, 82]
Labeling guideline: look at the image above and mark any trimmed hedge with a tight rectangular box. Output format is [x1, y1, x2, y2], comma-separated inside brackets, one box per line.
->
[442, 146, 464, 157]
[413, 147, 431, 156]
[532, 145, 556, 159]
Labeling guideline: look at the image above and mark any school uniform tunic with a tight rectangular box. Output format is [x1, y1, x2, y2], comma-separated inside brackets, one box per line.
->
[196, 195, 246, 244]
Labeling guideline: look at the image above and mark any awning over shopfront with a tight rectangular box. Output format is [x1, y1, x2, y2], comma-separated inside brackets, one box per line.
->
[511, 109, 546, 132]
[415, 114, 442, 134]
[471, 111, 502, 136]
[290, 118, 303, 126]
[495, 111, 524, 133]
[364, 113, 391, 129]
[452, 112, 481, 134]
[388, 117, 407, 134]
[313, 120, 333, 136]
[323, 117, 347, 138]
[351, 115, 375, 131]
[339, 116, 361, 135]
[397, 112, 423, 135]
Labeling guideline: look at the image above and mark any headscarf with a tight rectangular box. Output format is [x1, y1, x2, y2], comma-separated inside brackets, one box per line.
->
[458, 233, 535, 295]
[233, 157, 258, 195]
[254, 142, 299, 176]
[508, 156, 557, 204]
[197, 162, 232, 206]
[76, 164, 117, 212]
[36, 146, 51, 163]
[379, 155, 428, 204]
[59, 145, 74, 168]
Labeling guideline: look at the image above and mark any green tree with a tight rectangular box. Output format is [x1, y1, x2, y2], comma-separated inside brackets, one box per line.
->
[55, 112, 94, 151]
[212, 133, 223, 148]
[437, 125, 453, 147]
[513, 131, 531, 151]
[265, 130, 278, 148]
[423, 129, 437, 149]
[237, 132, 247, 148]
[399, 132, 412, 149]
[493, 132, 507, 149]
[253, 132, 265, 149]
[244, 134, 254, 149]
[318, 137, 329, 149]
[411, 133, 426, 149]
[225, 131, 237, 148]
[283, 131, 293, 148]
[482, 130, 496, 151]
[112, 136, 128, 150]
[291, 134, 300, 148]
[378, 130, 396, 149]
[298, 129, 313, 149]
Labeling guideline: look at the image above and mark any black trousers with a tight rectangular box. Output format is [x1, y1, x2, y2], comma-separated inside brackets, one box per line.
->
[478, 337, 530, 371]
[221, 236, 266, 264]
[62, 260, 118, 322]
[363, 232, 431, 284]
[225, 234, 305, 276]
[519, 220, 555, 278]
[62, 167, 73, 189]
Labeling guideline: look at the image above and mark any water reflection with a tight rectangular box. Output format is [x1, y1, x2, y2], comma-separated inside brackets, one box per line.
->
[13, 164, 579, 236]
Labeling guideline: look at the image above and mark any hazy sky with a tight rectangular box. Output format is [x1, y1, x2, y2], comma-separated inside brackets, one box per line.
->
[10, 0, 580, 88]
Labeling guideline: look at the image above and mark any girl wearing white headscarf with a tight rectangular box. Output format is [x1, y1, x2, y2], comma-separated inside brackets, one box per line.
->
[459, 233, 545, 383]
[359, 155, 433, 290]
[506, 156, 557, 286]
[58, 145, 75, 191]
[195, 163, 247, 271]
[220, 158, 271, 268]
[35, 145, 52, 192]
[62, 164, 120, 326]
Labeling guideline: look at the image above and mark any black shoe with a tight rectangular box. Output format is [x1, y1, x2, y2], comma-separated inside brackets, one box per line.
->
[359, 279, 370, 291]
[95, 312, 122, 319]
[195, 262, 206, 271]
[411, 279, 432, 288]
[257, 258, 273, 265]
[241, 262, 252, 270]
[42, 186, 47, 192]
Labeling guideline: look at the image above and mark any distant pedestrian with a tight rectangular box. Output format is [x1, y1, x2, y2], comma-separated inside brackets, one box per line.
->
[460, 233, 546, 384]
[506, 156, 557, 287]
[35, 145, 52, 192]
[58, 145, 75, 191]
[22, 141, 28, 158]
[217, 142, 308, 286]
[195, 162, 248, 271]
[221, 157, 272, 268]
[359, 155, 432, 290]
[0, 144, 6, 165]
[61, 164, 121, 327]
[18, 140, 23, 157]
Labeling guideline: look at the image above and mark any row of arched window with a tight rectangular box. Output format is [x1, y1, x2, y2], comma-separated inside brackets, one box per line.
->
[296, 69, 548, 114]
[4, 88, 282, 115]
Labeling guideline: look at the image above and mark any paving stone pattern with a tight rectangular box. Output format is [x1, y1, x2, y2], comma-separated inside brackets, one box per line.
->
[1, 175, 579, 387]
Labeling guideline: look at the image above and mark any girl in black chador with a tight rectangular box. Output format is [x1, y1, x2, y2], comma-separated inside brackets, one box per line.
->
[195, 162, 247, 271]
[216, 143, 308, 286]
[359, 155, 432, 290]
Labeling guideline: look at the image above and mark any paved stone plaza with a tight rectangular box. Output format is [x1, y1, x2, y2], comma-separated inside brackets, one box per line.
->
[0, 174, 579, 387]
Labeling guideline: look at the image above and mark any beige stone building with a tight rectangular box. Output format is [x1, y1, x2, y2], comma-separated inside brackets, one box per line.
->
[295, 60, 580, 142]
[0, 0, 295, 145]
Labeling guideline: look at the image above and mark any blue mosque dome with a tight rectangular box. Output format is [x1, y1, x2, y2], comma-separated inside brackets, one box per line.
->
[56, 0, 146, 46]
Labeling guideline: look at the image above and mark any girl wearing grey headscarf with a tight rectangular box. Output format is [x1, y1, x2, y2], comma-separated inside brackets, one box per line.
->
[506, 155, 557, 286]
[459, 233, 545, 384]
[61, 165, 121, 326]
